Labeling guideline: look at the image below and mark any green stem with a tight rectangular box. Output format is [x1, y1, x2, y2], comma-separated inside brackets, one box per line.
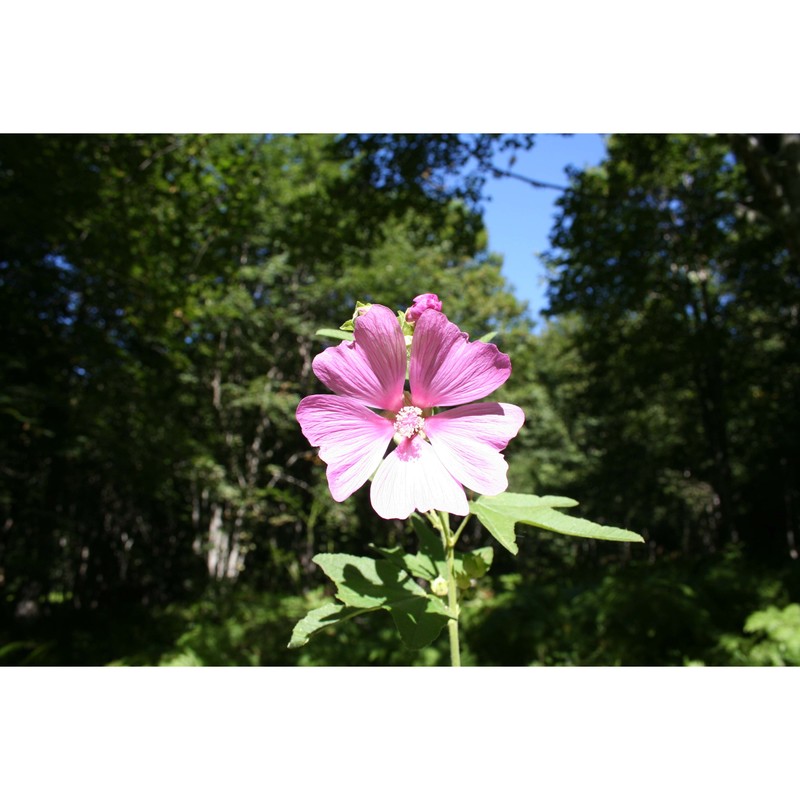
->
[439, 511, 461, 667]
[445, 539, 461, 667]
[451, 513, 470, 546]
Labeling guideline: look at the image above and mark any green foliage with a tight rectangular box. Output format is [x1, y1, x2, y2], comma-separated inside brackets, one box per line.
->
[4, 545, 795, 667]
[290, 551, 453, 650]
[286, 603, 368, 650]
[471, 492, 643, 555]
[122, 587, 453, 667]
[719, 604, 800, 666]
[461, 547, 800, 666]
[540, 134, 800, 558]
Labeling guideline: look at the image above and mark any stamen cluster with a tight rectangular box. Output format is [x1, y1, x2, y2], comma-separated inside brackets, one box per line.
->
[394, 406, 424, 439]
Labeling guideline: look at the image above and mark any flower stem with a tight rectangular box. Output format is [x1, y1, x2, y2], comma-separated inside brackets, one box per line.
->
[439, 511, 461, 667]
[445, 542, 461, 667]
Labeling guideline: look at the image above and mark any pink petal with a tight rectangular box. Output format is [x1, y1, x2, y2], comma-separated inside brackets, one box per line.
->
[370, 435, 469, 520]
[312, 304, 406, 412]
[296, 395, 394, 502]
[409, 311, 512, 407]
[424, 402, 525, 496]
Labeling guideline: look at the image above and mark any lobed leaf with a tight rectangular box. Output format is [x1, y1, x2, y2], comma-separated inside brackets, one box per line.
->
[470, 492, 642, 554]
[313, 553, 425, 608]
[309, 553, 453, 649]
[387, 594, 455, 649]
[371, 545, 439, 582]
[288, 603, 371, 649]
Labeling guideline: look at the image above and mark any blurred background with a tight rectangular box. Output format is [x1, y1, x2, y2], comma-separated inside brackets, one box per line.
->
[1, 133, 799, 666]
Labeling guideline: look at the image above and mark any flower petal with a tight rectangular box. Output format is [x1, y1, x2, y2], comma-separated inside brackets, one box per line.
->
[370, 435, 469, 520]
[312, 304, 406, 412]
[296, 395, 394, 502]
[409, 311, 512, 407]
[425, 402, 525, 496]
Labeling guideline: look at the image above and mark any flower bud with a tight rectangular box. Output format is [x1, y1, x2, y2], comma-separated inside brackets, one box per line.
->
[430, 575, 448, 596]
[405, 293, 442, 322]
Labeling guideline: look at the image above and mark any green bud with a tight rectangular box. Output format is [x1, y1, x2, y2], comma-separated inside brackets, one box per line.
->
[430, 575, 448, 597]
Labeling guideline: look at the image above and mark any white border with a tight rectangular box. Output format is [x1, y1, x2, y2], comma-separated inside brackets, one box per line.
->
[2, 2, 796, 132]
[2, 667, 796, 797]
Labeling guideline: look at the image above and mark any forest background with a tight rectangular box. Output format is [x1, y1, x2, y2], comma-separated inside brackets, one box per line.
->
[2, 132, 800, 666]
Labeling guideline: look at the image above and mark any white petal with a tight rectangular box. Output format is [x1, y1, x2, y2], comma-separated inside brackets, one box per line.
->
[370, 435, 469, 520]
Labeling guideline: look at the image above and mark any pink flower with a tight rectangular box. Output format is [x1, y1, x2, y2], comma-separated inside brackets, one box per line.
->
[405, 292, 442, 322]
[296, 304, 524, 519]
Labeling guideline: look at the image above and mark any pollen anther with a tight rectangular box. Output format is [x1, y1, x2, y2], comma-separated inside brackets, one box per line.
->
[394, 405, 424, 438]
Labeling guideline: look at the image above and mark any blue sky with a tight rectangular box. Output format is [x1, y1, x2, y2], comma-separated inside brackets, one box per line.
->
[480, 134, 607, 325]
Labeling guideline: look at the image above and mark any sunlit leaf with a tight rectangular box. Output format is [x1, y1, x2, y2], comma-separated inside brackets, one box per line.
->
[315, 328, 354, 341]
[312, 553, 453, 648]
[371, 545, 439, 582]
[470, 492, 642, 554]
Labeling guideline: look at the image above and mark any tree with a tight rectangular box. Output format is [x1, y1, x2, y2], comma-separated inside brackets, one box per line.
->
[542, 134, 800, 559]
[0, 133, 534, 616]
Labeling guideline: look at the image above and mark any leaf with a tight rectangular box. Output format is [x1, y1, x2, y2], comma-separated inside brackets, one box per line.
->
[410, 514, 446, 576]
[287, 602, 371, 649]
[387, 594, 454, 649]
[371, 545, 439, 582]
[479, 331, 497, 343]
[462, 546, 493, 579]
[470, 493, 577, 554]
[312, 553, 453, 649]
[313, 553, 423, 608]
[470, 492, 642, 554]
[373, 511, 463, 586]
[315, 328, 354, 341]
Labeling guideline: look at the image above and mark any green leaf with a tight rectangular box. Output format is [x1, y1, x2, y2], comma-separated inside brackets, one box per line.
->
[470, 492, 642, 553]
[371, 545, 439, 582]
[287, 603, 371, 649]
[312, 553, 453, 648]
[478, 331, 497, 343]
[410, 514, 446, 572]
[387, 594, 454, 649]
[315, 328, 354, 341]
[462, 547, 493, 579]
[313, 553, 422, 608]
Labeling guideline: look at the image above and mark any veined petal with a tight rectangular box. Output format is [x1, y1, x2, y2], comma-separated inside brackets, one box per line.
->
[370, 435, 469, 520]
[296, 395, 394, 502]
[409, 310, 512, 407]
[425, 402, 525, 496]
[313, 304, 406, 412]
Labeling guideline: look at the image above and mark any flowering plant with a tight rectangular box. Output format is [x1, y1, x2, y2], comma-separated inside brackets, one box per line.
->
[290, 296, 642, 665]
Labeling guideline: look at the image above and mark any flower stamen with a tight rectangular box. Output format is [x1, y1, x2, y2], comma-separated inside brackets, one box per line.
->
[394, 405, 424, 439]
